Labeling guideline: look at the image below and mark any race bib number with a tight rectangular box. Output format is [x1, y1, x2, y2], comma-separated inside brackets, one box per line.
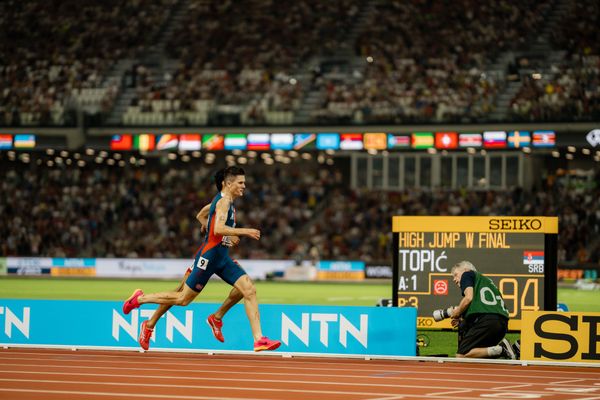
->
[197, 256, 209, 270]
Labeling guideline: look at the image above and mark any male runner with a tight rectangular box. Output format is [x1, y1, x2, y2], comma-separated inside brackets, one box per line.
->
[123, 166, 280, 352]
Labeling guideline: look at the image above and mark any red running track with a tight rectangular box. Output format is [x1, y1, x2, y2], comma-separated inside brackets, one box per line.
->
[0, 348, 599, 400]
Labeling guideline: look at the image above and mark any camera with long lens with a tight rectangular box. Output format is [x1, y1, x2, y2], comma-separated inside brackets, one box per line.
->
[432, 307, 455, 322]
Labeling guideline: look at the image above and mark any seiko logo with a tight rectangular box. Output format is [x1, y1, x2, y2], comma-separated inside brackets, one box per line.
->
[489, 218, 542, 231]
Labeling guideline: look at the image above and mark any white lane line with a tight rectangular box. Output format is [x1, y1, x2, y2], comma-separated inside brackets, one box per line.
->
[490, 384, 532, 390]
[550, 378, 586, 384]
[0, 388, 265, 400]
[425, 389, 472, 396]
[0, 378, 414, 398]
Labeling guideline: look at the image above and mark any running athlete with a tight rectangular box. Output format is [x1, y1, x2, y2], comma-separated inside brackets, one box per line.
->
[129, 169, 242, 351]
[122, 166, 281, 352]
[449, 260, 516, 359]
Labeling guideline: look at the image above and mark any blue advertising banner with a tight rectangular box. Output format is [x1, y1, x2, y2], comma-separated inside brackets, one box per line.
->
[0, 300, 416, 356]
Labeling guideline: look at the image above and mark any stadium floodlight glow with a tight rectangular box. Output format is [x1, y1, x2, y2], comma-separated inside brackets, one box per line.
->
[289, 78, 297, 85]
[532, 73, 542, 80]
[567, 146, 576, 153]
[582, 148, 591, 155]
[366, 56, 374, 63]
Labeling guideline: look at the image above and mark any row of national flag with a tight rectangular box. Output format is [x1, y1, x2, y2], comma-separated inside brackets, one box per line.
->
[109, 131, 557, 151]
[0, 134, 36, 149]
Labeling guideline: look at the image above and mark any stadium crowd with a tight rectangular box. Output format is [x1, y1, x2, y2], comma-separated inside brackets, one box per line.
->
[0, 0, 176, 126]
[2, 0, 598, 126]
[1, 156, 598, 268]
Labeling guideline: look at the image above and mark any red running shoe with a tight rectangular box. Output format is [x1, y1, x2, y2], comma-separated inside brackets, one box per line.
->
[254, 336, 281, 352]
[207, 314, 224, 342]
[139, 320, 153, 351]
[122, 289, 143, 314]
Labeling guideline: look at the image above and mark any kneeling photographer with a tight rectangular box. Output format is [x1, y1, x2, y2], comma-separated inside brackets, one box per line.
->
[434, 260, 516, 359]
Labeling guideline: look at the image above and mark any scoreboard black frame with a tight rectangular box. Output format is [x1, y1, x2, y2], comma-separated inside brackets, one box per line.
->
[392, 216, 558, 331]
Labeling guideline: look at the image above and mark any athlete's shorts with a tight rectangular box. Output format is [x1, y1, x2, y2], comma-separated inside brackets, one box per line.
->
[185, 248, 246, 292]
[457, 313, 508, 355]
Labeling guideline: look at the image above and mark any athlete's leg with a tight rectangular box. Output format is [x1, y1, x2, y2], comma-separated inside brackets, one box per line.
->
[213, 286, 243, 320]
[146, 270, 191, 329]
[233, 275, 262, 341]
[138, 283, 198, 306]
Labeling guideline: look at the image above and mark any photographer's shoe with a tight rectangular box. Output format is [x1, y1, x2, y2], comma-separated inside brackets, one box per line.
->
[499, 338, 516, 359]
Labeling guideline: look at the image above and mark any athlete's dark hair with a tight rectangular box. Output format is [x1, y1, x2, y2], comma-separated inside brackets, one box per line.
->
[222, 166, 245, 184]
[214, 169, 225, 191]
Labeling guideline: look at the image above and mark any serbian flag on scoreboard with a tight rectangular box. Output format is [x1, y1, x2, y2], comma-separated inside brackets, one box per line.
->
[458, 133, 482, 148]
[523, 251, 544, 265]
[508, 131, 531, 148]
[110, 134, 132, 151]
[532, 131, 556, 148]
[435, 132, 458, 149]
[483, 131, 507, 149]
[340, 133, 363, 150]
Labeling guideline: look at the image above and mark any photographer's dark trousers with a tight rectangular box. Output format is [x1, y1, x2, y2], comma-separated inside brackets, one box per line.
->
[457, 313, 508, 355]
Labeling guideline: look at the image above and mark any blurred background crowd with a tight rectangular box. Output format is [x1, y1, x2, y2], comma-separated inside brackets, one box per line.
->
[1, 0, 598, 126]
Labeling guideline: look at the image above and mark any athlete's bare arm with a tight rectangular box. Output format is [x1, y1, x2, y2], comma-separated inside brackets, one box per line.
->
[213, 198, 260, 240]
[197, 203, 240, 245]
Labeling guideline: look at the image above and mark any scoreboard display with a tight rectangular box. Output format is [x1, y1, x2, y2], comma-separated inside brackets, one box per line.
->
[392, 216, 558, 330]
